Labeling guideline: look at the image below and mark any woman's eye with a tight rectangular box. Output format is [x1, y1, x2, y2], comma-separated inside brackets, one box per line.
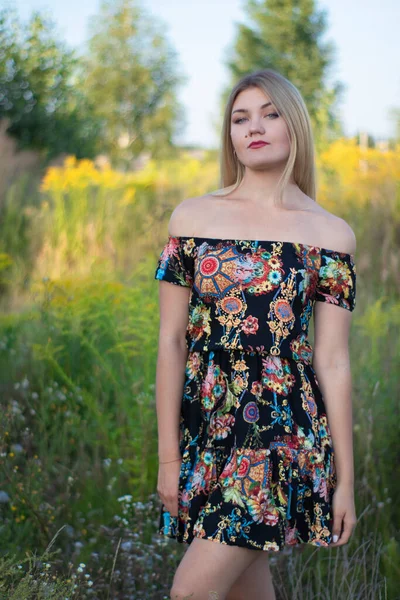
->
[233, 113, 279, 124]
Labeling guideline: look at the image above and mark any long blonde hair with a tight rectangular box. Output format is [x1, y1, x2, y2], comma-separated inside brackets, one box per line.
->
[211, 69, 317, 207]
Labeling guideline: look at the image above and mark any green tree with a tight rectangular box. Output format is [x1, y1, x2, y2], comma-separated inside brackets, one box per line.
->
[0, 6, 100, 161]
[82, 0, 187, 169]
[219, 0, 345, 149]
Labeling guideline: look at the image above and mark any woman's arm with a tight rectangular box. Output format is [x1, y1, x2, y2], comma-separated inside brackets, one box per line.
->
[156, 333, 188, 462]
[312, 300, 357, 546]
[155, 278, 191, 461]
[312, 304, 354, 486]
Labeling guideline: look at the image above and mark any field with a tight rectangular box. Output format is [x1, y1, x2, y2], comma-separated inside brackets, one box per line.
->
[0, 140, 399, 598]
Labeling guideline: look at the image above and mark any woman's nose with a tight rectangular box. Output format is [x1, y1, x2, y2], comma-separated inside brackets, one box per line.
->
[248, 120, 265, 134]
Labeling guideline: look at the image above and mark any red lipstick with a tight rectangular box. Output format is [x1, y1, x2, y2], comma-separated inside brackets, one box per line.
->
[248, 141, 270, 148]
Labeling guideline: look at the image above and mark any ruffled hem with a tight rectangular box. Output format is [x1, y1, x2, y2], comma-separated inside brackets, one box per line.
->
[158, 442, 336, 552]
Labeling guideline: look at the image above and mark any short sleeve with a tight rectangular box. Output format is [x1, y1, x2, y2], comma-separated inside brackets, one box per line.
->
[154, 235, 194, 288]
[315, 248, 356, 312]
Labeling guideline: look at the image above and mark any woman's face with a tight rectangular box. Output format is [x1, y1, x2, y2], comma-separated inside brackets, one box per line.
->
[230, 86, 291, 170]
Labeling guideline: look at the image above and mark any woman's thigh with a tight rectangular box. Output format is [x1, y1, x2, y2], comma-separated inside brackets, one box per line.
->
[170, 537, 262, 600]
[225, 551, 276, 600]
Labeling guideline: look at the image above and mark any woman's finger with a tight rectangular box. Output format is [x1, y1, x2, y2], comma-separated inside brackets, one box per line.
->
[335, 515, 357, 546]
[331, 513, 344, 545]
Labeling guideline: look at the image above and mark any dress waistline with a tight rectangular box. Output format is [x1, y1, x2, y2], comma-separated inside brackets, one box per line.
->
[187, 345, 313, 365]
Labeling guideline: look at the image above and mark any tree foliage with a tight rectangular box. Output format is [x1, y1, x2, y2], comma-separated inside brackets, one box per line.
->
[220, 0, 345, 149]
[0, 6, 101, 161]
[82, 0, 187, 169]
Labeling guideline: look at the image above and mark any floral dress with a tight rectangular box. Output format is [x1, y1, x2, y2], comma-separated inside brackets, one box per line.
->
[154, 235, 356, 552]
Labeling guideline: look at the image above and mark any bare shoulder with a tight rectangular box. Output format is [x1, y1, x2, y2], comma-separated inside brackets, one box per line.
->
[168, 194, 213, 236]
[314, 206, 357, 254]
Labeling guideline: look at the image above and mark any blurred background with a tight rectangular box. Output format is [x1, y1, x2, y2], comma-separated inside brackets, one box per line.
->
[0, 0, 399, 598]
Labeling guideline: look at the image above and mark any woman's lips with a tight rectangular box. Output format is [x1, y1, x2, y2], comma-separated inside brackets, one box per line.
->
[248, 142, 270, 148]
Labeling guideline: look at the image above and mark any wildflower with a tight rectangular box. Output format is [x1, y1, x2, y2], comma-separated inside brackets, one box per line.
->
[0, 491, 10, 503]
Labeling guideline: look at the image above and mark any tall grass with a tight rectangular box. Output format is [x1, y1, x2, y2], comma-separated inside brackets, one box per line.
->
[0, 141, 399, 598]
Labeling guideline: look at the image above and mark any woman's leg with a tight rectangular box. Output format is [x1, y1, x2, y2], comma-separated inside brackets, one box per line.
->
[225, 551, 276, 600]
[170, 537, 262, 600]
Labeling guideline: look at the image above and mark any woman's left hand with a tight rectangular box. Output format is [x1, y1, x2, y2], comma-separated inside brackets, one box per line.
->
[330, 483, 357, 547]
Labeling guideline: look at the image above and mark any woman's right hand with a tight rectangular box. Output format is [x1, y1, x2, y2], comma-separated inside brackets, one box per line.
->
[157, 458, 182, 517]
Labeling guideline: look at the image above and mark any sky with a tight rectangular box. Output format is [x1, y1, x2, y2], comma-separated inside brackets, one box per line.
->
[9, 0, 400, 148]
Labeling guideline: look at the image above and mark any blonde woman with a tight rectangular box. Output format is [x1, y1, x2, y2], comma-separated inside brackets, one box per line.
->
[154, 69, 357, 600]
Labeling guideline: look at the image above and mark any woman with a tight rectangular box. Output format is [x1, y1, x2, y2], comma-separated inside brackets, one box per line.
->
[154, 69, 357, 600]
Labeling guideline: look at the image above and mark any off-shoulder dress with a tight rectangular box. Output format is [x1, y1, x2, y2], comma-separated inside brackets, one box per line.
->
[154, 235, 356, 552]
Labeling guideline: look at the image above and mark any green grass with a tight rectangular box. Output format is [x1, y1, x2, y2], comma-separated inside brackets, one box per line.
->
[0, 155, 399, 598]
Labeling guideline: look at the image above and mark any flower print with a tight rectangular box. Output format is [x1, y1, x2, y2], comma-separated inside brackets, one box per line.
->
[237, 456, 251, 478]
[155, 236, 353, 551]
[209, 413, 235, 440]
[285, 372, 296, 388]
[241, 315, 259, 335]
[285, 525, 299, 545]
[186, 352, 202, 378]
[318, 477, 329, 502]
[191, 465, 206, 493]
[273, 446, 294, 466]
[243, 401, 260, 423]
[214, 383, 224, 397]
[187, 303, 212, 343]
[183, 237, 196, 254]
[234, 255, 257, 284]
[203, 449, 214, 466]
[290, 333, 313, 364]
[181, 488, 191, 508]
[155, 235, 194, 287]
[268, 270, 282, 284]
[220, 451, 238, 480]
[201, 362, 227, 414]
[238, 250, 284, 295]
[222, 485, 246, 508]
[316, 252, 356, 310]
[319, 256, 352, 296]
[162, 235, 180, 259]
[261, 356, 295, 396]
[318, 415, 334, 449]
[267, 257, 281, 269]
[298, 268, 318, 303]
[229, 377, 245, 397]
[202, 396, 214, 411]
[305, 392, 317, 417]
[262, 355, 284, 377]
[233, 374, 247, 392]
[297, 449, 323, 482]
[268, 256, 282, 269]
[293, 243, 320, 268]
[193, 521, 207, 537]
[250, 380, 263, 397]
[201, 370, 214, 398]
[191, 454, 216, 494]
[247, 489, 280, 526]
